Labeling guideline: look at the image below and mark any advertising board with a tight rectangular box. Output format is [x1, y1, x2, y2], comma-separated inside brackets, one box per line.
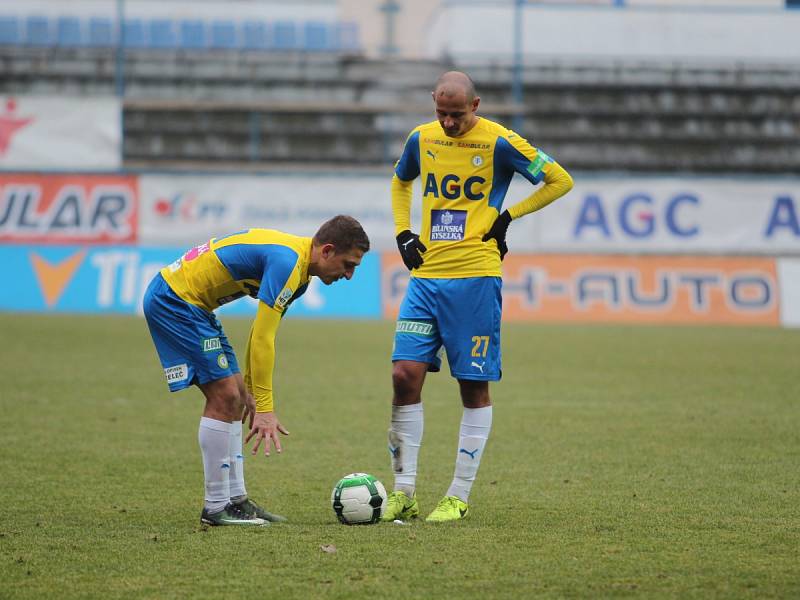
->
[382, 253, 782, 326]
[0, 245, 381, 318]
[138, 174, 800, 255]
[0, 174, 138, 244]
[0, 97, 121, 170]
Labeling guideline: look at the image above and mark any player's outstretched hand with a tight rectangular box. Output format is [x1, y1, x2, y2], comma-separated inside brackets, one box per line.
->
[396, 230, 427, 270]
[482, 210, 512, 260]
[246, 411, 290, 457]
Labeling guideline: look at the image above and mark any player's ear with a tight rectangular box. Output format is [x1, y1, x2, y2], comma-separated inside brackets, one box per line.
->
[472, 96, 481, 112]
[321, 243, 336, 259]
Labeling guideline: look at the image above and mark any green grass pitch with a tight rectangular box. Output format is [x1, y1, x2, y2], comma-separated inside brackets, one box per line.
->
[1, 314, 798, 598]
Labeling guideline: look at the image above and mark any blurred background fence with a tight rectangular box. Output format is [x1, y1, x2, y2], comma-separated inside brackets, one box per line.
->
[1, 0, 799, 325]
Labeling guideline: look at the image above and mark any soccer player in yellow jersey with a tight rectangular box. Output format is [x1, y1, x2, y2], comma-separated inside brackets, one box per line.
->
[143, 216, 370, 526]
[383, 72, 574, 523]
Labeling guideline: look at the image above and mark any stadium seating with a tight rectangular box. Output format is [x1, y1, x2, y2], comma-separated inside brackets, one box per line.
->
[0, 13, 795, 173]
[119, 57, 800, 172]
[123, 19, 146, 48]
[180, 20, 206, 50]
[242, 21, 270, 51]
[88, 18, 113, 47]
[210, 21, 237, 50]
[25, 16, 50, 47]
[56, 17, 81, 47]
[0, 14, 360, 53]
[148, 20, 177, 50]
[0, 17, 19, 45]
[335, 22, 360, 52]
[272, 21, 297, 51]
[304, 22, 328, 52]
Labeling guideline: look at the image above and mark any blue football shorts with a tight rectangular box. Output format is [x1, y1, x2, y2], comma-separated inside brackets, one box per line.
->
[143, 273, 240, 392]
[392, 276, 502, 381]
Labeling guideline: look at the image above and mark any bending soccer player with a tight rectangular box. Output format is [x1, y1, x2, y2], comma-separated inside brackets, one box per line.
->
[144, 216, 370, 527]
[384, 72, 574, 523]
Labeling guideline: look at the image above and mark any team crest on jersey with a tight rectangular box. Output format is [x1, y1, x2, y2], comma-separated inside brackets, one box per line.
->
[471, 155, 483, 167]
[430, 209, 467, 241]
[275, 286, 293, 308]
[217, 354, 229, 369]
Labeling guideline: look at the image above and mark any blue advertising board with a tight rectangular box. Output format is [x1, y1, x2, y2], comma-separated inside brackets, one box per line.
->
[0, 245, 381, 318]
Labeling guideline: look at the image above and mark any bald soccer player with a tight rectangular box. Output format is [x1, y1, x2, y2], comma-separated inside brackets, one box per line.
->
[383, 72, 574, 522]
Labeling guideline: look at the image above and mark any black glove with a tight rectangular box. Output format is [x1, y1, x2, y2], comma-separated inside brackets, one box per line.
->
[396, 230, 427, 270]
[482, 210, 512, 260]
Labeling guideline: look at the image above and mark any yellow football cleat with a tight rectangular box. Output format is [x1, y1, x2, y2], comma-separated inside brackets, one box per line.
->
[381, 490, 420, 522]
[425, 495, 468, 522]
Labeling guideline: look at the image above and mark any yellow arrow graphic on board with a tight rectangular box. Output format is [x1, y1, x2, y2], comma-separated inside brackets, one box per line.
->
[29, 249, 87, 308]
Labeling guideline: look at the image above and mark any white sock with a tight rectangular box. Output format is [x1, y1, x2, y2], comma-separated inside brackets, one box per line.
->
[447, 406, 493, 503]
[198, 417, 232, 513]
[388, 403, 423, 497]
[228, 420, 247, 502]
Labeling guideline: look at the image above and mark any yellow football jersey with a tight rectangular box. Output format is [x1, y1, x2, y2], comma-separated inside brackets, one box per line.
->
[393, 117, 572, 278]
[160, 228, 312, 412]
[161, 229, 311, 313]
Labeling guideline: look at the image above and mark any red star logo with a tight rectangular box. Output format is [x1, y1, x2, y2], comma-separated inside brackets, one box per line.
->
[154, 198, 173, 216]
[0, 98, 34, 156]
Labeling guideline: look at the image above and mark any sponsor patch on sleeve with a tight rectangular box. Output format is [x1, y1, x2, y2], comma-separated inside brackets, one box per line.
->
[396, 320, 436, 336]
[526, 150, 554, 178]
[275, 286, 294, 308]
[430, 209, 467, 242]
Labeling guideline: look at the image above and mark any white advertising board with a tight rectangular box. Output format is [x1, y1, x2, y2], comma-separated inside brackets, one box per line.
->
[0, 96, 121, 170]
[138, 173, 420, 251]
[510, 177, 800, 255]
[139, 173, 800, 256]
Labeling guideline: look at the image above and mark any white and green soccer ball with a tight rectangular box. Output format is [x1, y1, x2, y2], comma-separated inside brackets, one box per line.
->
[331, 472, 387, 525]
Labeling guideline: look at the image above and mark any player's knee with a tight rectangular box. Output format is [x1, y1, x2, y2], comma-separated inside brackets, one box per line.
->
[204, 379, 241, 415]
[459, 379, 491, 408]
[392, 363, 422, 399]
[220, 383, 240, 405]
